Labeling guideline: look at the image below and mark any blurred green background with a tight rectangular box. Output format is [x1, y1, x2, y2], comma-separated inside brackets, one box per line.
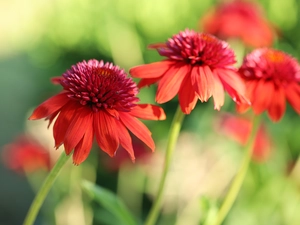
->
[1, 0, 300, 224]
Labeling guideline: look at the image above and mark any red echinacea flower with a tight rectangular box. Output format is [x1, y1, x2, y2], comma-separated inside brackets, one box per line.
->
[129, 29, 249, 114]
[2, 135, 51, 174]
[217, 114, 271, 162]
[29, 60, 166, 165]
[238, 48, 300, 121]
[200, 0, 275, 48]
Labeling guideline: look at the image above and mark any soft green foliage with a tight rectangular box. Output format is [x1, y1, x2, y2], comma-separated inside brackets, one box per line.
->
[82, 180, 139, 225]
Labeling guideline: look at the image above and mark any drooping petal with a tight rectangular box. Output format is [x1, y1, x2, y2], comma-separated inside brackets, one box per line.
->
[236, 80, 257, 113]
[252, 80, 274, 114]
[285, 82, 300, 114]
[138, 77, 161, 88]
[236, 102, 251, 114]
[268, 86, 286, 121]
[178, 76, 198, 114]
[217, 68, 246, 97]
[224, 84, 248, 105]
[202, 66, 215, 99]
[94, 111, 119, 157]
[156, 63, 190, 103]
[129, 60, 174, 78]
[119, 112, 155, 151]
[29, 92, 70, 120]
[47, 110, 60, 128]
[115, 119, 135, 161]
[53, 102, 78, 151]
[129, 104, 166, 120]
[72, 120, 94, 165]
[218, 69, 250, 106]
[64, 106, 93, 154]
[211, 71, 225, 110]
[191, 66, 213, 102]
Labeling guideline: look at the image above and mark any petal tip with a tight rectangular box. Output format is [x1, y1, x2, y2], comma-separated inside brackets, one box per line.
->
[131, 156, 136, 163]
[28, 114, 37, 120]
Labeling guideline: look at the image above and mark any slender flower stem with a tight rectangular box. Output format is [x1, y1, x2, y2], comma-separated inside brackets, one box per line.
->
[211, 115, 261, 225]
[23, 152, 70, 225]
[144, 105, 185, 225]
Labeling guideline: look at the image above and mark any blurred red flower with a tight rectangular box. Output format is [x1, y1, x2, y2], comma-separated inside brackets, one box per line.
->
[200, 0, 275, 48]
[29, 60, 166, 165]
[238, 48, 300, 121]
[218, 114, 271, 162]
[101, 137, 151, 171]
[2, 135, 51, 174]
[130, 29, 249, 114]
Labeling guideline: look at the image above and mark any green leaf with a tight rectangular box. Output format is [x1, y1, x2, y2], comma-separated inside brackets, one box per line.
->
[81, 180, 138, 225]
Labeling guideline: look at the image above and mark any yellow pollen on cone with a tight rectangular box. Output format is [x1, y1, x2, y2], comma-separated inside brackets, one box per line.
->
[95, 68, 112, 76]
[265, 50, 285, 63]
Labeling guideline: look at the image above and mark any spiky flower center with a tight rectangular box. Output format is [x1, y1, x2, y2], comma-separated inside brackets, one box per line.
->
[60, 60, 139, 112]
[154, 29, 236, 68]
[239, 49, 300, 83]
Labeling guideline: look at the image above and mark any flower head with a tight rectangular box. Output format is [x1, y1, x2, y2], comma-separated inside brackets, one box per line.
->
[200, 0, 275, 47]
[2, 135, 51, 174]
[29, 60, 166, 165]
[217, 114, 271, 162]
[238, 48, 300, 121]
[130, 29, 249, 114]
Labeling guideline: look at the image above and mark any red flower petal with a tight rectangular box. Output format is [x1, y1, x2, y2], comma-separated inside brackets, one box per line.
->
[29, 93, 70, 120]
[211, 71, 225, 110]
[191, 66, 213, 102]
[72, 121, 94, 165]
[94, 111, 119, 157]
[105, 108, 120, 119]
[129, 104, 166, 120]
[217, 69, 246, 97]
[285, 82, 300, 114]
[268, 86, 286, 121]
[119, 112, 155, 151]
[53, 102, 78, 151]
[115, 120, 135, 161]
[129, 60, 174, 78]
[148, 43, 167, 49]
[138, 77, 161, 88]
[178, 76, 198, 114]
[217, 69, 250, 106]
[156, 64, 190, 103]
[64, 106, 93, 154]
[236, 80, 257, 113]
[51, 76, 63, 85]
[47, 110, 60, 128]
[252, 80, 274, 114]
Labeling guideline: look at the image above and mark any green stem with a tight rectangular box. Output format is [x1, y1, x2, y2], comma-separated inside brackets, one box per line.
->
[211, 115, 261, 225]
[23, 152, 70, 225]
[144, 105, 185, 225]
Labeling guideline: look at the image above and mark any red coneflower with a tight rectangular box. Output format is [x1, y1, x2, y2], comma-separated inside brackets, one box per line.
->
[200, 0, 275, 48]
[217, 114, 271, 162]
[2, 135, 51, 174]
[238, 48, 300, 121]
[29, 60, 166, 165]
[129, 29, 249, 114]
